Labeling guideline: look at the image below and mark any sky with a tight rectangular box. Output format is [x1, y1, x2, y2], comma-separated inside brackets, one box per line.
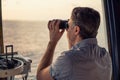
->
[2, 0, 103, 21]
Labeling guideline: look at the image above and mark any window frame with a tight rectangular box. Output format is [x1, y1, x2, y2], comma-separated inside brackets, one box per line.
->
[0, 1, 4, 53]
[103, 0, 120, 80]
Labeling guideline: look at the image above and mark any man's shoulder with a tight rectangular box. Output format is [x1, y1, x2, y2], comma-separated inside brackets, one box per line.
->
[60, 49, 85, 60]
[61, 45, 110, 61]
[61, 50, 79, 57]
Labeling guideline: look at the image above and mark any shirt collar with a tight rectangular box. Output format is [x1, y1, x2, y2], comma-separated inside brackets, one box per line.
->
[71, 38, 98, 50]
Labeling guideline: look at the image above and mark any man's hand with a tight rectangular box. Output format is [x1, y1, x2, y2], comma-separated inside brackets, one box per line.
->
[48, 20, 65, 44]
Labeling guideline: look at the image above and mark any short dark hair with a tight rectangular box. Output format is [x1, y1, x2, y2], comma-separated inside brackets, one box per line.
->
[71, 7, 100, 39]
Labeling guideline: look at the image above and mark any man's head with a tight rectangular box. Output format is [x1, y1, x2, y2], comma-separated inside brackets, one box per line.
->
[67, 7, 100, 48]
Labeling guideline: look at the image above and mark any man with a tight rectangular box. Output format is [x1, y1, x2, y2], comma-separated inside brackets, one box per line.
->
[36, 7, 112, 80]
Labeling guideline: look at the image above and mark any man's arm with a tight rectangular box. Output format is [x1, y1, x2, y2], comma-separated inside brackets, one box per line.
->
[36, 20, 65, 80]
[36, 41, 56, 80]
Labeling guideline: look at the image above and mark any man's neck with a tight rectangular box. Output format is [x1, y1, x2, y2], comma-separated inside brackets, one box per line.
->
[69, 36, 82, 49]
[74, 36, 82, 46]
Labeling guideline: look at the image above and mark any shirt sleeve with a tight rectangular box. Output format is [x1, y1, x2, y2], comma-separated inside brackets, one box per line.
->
[50, 52, 72, 80]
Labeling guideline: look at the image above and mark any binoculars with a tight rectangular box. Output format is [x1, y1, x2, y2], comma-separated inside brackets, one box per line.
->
[59, 20, 68, 29]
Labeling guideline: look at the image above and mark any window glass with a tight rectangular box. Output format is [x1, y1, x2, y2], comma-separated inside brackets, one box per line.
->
[2, 0, 108, 79]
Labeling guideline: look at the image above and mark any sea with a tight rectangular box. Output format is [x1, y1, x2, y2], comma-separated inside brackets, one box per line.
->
[2, 20, 68, 80]
[2, 20, 108, 80]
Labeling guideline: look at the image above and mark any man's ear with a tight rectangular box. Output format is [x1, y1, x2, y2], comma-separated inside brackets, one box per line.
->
[74, 26, 80, 35]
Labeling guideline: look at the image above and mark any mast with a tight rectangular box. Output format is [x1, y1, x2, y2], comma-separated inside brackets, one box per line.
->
[0, 0, 4, 53]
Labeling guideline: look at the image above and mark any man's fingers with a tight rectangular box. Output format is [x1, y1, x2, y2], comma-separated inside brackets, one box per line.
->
[48, 19, 62, 31]
[52, 20, 57, 30]
[48, 20, 51, 30]
[55, 20, 60, 30]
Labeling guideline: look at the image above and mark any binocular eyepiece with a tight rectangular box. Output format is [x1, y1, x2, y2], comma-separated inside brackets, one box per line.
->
[59, 20, 68, 29]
